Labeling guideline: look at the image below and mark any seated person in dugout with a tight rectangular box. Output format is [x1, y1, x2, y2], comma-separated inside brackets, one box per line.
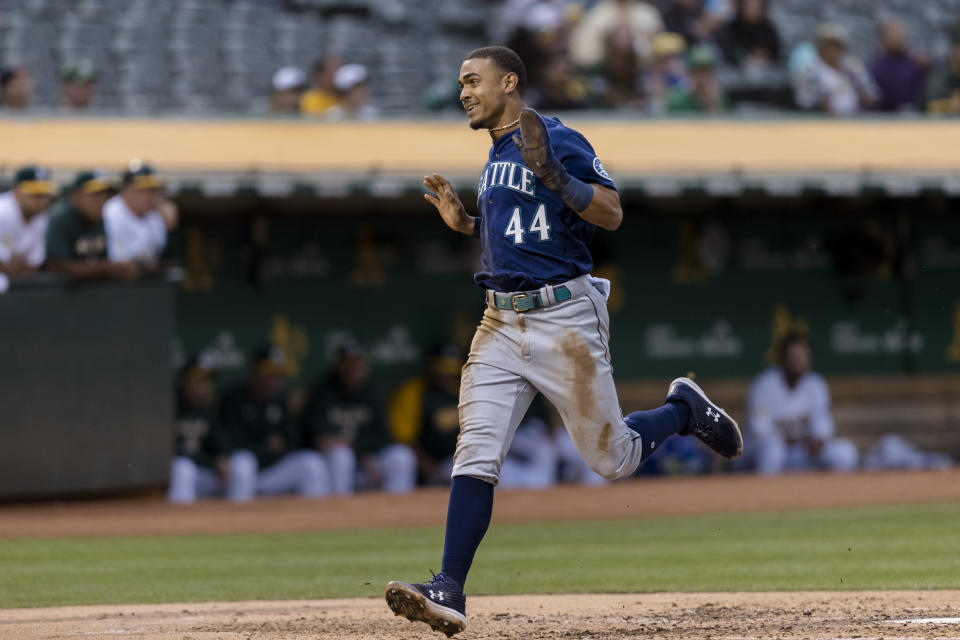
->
[103, 159, 178, 271]
[747, 331, 858, 474]
[220, 346, 330, 501]
[302, 339, 416, 494]
[167, 355, 231, 504]
[0, 165, 57, 292]
[45, 170, 139, 281]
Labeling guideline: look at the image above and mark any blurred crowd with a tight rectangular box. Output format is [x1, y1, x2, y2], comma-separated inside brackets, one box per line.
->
[0, 161, 178, 294]
[487, 0, 960, 116]
[2, 0, 960, 118]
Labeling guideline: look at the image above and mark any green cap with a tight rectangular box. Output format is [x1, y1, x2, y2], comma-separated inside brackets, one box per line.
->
[61, 59, 98, 83]
[687, 45, 718, 70]
[71, 170, 112, 194]
[14, 166, 57, 195]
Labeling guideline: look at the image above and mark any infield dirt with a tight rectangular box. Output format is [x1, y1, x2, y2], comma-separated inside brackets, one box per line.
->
[3, 591, 960, 640]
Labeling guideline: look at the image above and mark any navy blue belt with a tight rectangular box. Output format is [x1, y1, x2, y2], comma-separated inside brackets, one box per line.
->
[491, 285, 572, 312]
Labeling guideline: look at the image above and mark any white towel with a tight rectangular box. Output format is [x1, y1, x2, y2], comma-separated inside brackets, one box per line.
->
[587, 275, 611, 301]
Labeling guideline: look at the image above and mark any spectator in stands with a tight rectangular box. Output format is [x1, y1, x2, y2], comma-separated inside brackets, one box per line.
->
[0, 166, 56, 293]
[269, 66, 306, 114]
[167, 356, 232, 504]
[302, 340, 416, 494]
[715, 0, 781, 67]
[504, 1, 572, 96]
[300, 56, 342, 116]
[0, 66, 32, 110]
[46, 170, 138, 281]
[571, 0, 664, 70]
[525, 52, 590, 111]
[667, 44, 727, 113]
[870, 19, 929, 112]
[493, 0, 571, 47]
[645, 31, 689, 114]
[103, 160, 177, 270]
[594, 23, 646, 108]
[221, 346, 329, 501]
[325, 64, 379, 121]
[60, 60, 98, 111]
[926, 31, 960, 115]
[747, 331, 859, 475]
[658, 0, 722, 46]
[389, 343, 464, 486]
[794, 23, 877, 116]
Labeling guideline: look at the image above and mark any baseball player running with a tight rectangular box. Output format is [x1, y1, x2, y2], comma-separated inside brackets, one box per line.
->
[385, 46, 742, 637]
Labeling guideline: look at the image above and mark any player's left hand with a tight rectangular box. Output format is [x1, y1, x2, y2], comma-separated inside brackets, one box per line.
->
[512, 108, 568, 193]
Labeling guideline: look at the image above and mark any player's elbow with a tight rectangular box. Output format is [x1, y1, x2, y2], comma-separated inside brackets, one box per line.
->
[598, 204, 622, 231]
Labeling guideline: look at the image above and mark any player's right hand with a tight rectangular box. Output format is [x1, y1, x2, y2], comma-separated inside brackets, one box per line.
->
[424, 173, 475, 236]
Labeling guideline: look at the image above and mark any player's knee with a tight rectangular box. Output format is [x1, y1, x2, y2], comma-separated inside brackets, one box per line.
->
[753, 434, 788, 474]
[382, 445, 417, 493]
[297, 451, 331, 497]
[326, 444, 356, 469]
[385, 444, 416, 472]
[167, 457, 198, 504]
[226, 450, 258, 502]
[170, 456, 198, 482]
[586, 456, 626, 481]
[299, 450, 328, 477]
[228, 450, 258, 479]
[823, 438, 859, 472]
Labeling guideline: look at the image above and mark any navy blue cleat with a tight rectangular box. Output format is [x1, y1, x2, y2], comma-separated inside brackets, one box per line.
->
[666, 377, 743, 459]
[385, 571, 467, 637]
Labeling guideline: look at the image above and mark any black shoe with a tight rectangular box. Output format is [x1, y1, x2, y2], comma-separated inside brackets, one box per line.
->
[666, 377, 743, 459]
[385, 571, 466, 637]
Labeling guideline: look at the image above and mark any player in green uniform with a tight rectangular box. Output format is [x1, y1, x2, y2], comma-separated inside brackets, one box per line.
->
[45, 170, 138, 281]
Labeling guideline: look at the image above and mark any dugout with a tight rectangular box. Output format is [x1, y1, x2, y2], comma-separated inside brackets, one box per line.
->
[1, 117, 958, 498]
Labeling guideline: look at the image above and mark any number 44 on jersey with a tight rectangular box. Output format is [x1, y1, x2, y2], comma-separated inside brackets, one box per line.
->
[504, 203, 551, 244]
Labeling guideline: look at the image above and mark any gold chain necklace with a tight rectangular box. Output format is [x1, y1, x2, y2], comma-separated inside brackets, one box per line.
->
[488, 117, 520, 133]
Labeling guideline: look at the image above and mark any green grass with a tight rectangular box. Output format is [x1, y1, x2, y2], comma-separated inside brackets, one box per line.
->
[1, 502, 958, 608]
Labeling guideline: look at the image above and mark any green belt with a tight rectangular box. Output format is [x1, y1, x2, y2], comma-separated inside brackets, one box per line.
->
[492, 285, 573, 312]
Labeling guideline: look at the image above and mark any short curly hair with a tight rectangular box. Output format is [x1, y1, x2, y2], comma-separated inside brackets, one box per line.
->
[463, 46, 527, 95]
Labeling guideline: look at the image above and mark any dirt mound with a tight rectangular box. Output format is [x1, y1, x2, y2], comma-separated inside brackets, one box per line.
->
[3, 592, 959, 639]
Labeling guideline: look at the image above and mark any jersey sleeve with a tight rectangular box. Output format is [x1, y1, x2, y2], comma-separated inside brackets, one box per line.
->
[554, 130, 617, 190]
[45, 213, 73, 260]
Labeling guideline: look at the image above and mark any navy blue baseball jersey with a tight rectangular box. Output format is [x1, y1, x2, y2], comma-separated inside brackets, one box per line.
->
[473, 116, 615, 293]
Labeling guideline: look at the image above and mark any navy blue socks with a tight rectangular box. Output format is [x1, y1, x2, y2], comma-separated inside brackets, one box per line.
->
[440, 475, 494, 589]
[625, 401, 689, 461]
[439, 404, 689, 588]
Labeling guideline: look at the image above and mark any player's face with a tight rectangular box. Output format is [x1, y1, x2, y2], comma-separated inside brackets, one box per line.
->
[72, 190, 110, 220]
[337, 356, 369, 391]
[459, 58, 507, 130]
[782, 341, 812, 378]
[15, 190, 53, 216]
[250, 371, 285, 402]
[63, 80, 97, 109]
[123, 186, 163, 215]
[182, 374, 215, 408]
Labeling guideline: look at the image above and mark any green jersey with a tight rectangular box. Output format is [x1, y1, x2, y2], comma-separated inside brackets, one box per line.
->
[45, 199, 108, 261]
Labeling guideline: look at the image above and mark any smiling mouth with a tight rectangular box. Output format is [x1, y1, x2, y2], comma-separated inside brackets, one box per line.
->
[465, 103, 478, 114]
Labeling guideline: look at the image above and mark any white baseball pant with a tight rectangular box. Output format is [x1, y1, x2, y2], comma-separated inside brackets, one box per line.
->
[452, 275, 645, 484]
